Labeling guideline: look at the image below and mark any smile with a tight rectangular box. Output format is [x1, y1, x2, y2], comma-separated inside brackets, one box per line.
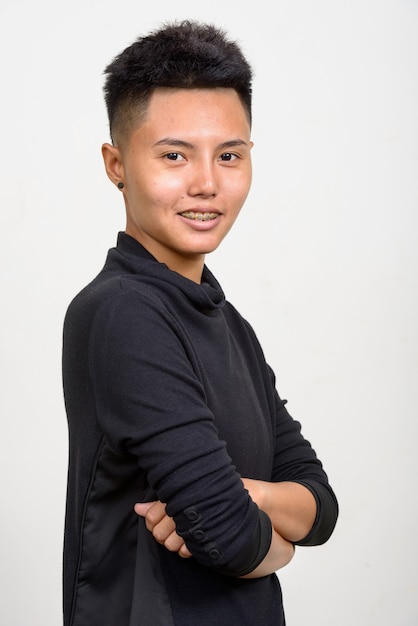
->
[179, 211, 219, 221]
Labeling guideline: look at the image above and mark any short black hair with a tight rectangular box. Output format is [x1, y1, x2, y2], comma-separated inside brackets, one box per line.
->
[103, 20, 253, 144]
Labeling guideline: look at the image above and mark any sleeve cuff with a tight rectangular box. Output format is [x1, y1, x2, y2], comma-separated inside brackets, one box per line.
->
[219, 509, 272, 577]
[292, 479, 339, 546]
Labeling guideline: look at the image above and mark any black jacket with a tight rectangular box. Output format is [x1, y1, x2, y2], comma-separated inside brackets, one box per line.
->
[62, 232, 338, 625]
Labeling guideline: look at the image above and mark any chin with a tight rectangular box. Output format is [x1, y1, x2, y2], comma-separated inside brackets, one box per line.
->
[187, 236, 227, 255]
[190, 244, 221, 256]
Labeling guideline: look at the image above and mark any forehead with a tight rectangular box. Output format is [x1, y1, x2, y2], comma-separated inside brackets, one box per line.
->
[135, 87, 250, 138]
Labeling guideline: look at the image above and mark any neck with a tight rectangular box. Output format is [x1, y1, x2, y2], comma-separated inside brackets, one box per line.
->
[124, 228, 205, 283]
[168, 255, 205, 283]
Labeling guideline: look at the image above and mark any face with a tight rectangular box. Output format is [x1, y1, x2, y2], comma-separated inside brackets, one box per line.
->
[102, 87, 253, 282]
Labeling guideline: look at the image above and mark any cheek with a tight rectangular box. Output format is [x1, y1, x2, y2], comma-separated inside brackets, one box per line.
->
[146, 172, 184, 203]
[229, 174, 252, 207]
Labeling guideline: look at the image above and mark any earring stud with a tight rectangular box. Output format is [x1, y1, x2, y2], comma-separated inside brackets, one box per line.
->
[117, 181, 124, 189]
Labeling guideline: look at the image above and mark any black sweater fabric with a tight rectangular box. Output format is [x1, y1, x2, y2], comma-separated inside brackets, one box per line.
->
[62, 232, 338, 626]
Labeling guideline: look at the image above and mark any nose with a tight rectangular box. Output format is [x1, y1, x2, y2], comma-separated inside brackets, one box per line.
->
[188, 158, 218, 197]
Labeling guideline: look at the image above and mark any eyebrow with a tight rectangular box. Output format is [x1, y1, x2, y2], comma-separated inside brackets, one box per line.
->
[153, 138, 249, 150]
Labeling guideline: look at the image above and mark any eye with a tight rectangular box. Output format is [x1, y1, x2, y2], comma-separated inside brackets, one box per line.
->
[165, 152, 185, 161]
[219, 152, 238, 162]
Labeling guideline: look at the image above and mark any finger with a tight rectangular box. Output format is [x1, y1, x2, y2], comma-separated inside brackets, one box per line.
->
[144, 501, 168, 526]
[135, 501, 167, 532]
[159, 530, 192, 558]
[178, 543, 192, 559]
[152, 515, 177, 543]
[161, 530, 186, 553]
[134, 502, 156, 517]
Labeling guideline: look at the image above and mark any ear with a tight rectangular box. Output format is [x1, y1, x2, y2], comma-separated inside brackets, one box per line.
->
[102, 143, 124, 186]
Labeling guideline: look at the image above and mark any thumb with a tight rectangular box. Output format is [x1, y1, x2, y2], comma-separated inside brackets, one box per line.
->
[134, 501, 156, 517]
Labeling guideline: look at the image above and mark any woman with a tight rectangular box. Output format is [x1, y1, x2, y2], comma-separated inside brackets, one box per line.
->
[62, 20, 338, 625]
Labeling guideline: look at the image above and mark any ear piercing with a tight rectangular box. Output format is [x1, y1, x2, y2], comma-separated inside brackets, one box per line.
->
[117, 182, 124, 189]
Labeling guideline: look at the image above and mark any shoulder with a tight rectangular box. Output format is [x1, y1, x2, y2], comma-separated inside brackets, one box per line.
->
[63, 268, 178, 351]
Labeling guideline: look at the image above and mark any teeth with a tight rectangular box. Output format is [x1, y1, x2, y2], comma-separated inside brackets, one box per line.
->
[180, 211, 218, 221]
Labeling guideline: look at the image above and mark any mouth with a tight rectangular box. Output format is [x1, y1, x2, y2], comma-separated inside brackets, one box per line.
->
[179, 211, 219, 222]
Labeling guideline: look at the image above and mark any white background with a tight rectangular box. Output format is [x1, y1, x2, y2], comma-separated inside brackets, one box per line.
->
[0, 1, 417, 624]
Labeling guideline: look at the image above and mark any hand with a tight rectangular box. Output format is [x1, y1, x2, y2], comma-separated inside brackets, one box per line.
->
[134, 500, 192, 558]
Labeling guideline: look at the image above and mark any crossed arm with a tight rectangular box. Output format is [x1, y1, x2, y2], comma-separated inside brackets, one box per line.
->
[135, 478, 316, 578]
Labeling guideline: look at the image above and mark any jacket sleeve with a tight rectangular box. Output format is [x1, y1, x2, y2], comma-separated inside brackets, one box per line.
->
[269, 369, 339, 546]
[88, 288, 271, 576]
